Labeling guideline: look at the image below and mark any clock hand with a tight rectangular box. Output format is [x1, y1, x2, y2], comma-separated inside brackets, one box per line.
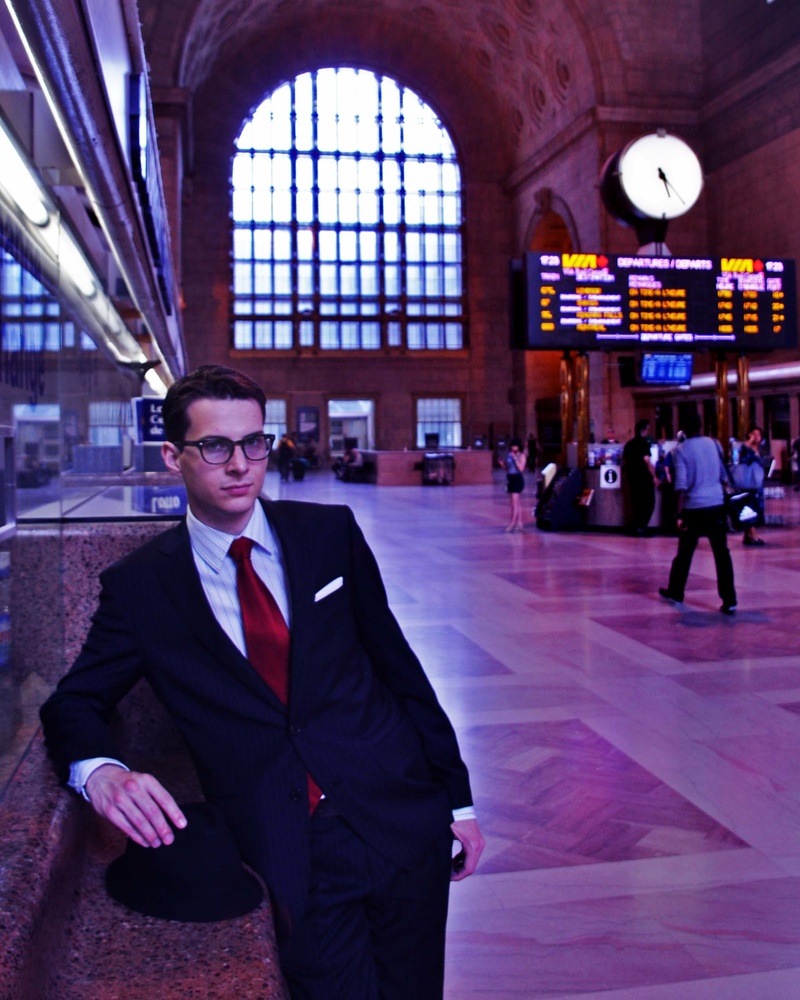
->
[657, 167, 685, 204]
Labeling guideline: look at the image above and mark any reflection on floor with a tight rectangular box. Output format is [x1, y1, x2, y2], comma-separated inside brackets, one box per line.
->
[276, 471, 800, 999]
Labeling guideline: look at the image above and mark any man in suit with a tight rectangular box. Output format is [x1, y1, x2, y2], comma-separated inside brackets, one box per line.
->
[40, 364, 484, 999]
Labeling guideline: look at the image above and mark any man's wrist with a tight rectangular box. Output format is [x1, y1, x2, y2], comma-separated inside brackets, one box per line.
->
[69, 758, 129, 802]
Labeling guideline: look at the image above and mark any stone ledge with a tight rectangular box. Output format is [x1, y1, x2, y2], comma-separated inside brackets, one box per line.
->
[0, 733, 288, 1000]
[0, 737, 86, 1000]
[1, 521, 288, 999]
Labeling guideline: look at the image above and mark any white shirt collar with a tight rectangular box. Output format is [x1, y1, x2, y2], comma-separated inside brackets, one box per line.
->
[186, 502, 275, 573]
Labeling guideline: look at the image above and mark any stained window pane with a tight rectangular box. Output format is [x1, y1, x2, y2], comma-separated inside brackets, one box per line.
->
[274, 321, 293, 348]
[297, 229, 314, 260]
[319, 230, 337, 261]
[233, 229, 252, 259]
[385, 266, 400, 296]
[339, 191, 358, 225]
[233, 263, 252, 295]
[298, 263, 313, 295]
[274, 230, 292, 260]
[320, 321, 339, 348]
[406, 266, 422, 296]
[294, 74, 314, 150]
[320, 264, 337, 294]
[425, 266, 442, 296]
[360, 231, 377, 260]
[384, 231, 400, 262]
[234, 320, 252, 348]
[361, 265, 377, 295]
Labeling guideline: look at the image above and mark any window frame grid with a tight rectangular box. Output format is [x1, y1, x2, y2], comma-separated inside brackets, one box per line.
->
[414, 395, 463, 449]
[230, 68, 467, 353]
[0, 250, 91, 353]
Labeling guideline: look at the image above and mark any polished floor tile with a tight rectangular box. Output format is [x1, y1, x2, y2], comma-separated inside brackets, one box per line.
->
[275, 471, 800, 999]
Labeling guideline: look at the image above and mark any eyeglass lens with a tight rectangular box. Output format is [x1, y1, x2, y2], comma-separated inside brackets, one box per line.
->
[200, 434, 271, 464]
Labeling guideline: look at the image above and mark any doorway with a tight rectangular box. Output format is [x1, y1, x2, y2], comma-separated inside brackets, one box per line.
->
[328, 399, 375, 456]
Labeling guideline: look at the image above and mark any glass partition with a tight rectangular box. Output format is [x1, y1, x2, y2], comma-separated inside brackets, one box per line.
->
[0, 233, 181, 798]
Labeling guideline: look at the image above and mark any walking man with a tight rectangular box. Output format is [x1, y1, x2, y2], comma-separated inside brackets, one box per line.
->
[659, 409, 737, 614]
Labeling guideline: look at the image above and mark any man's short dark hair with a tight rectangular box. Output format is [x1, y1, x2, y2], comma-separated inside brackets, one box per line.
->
[683, 409, 702, 438]
[635, 419, 649, 436]
[162, 365, 267, 442]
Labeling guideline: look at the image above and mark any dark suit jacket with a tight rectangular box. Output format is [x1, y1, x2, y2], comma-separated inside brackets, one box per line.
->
[40, 499, 473, 925]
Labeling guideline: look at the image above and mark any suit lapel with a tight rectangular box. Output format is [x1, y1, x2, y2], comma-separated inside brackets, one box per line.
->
[154, 520, 287, 710]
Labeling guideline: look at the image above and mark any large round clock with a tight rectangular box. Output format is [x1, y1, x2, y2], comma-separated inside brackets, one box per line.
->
[601, 131, 704, 222]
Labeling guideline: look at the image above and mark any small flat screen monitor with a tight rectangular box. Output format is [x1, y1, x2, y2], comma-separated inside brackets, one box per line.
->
[640, 352, 693, 386]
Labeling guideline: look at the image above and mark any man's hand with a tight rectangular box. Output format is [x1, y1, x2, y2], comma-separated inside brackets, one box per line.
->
[450, 817, 485, 881]
[85, 764, 187, 848]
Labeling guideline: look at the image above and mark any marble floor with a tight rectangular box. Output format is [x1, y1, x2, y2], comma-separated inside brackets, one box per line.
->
[271, 470, 800, 1000]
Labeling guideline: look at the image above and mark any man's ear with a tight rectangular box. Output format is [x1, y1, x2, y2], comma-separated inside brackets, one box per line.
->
[162, 441, 183, 477]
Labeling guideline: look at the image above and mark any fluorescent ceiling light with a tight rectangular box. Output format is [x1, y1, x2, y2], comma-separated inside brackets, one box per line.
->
[144, 366, 167, 395]
[0, 119, 49, 226]
[54, 229, 97, 298]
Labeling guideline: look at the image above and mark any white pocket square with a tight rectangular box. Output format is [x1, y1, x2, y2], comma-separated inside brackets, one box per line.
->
[315, 576, 343, 602]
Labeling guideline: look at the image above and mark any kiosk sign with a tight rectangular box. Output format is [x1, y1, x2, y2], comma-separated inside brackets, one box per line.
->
[599, 465, 621, 490]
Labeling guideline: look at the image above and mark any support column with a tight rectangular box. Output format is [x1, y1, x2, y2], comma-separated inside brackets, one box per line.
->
[715, 353, 729, 449]
[560, 352, 574, 463]
[574, 352, 590, 470]
[737, 354, 750, 441]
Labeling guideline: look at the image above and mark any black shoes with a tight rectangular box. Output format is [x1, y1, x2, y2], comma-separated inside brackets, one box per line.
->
[743, 536, 765, 546]
[660, 586, 737, 615]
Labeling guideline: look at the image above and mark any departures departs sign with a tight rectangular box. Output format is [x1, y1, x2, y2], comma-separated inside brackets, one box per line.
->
[510, 252, 797, 352]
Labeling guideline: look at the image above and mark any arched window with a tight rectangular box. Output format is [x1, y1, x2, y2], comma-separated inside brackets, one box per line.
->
[231, 68, 466, 352]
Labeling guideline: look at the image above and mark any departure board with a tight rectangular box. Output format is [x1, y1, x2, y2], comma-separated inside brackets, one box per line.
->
[511, 252, 797, 351]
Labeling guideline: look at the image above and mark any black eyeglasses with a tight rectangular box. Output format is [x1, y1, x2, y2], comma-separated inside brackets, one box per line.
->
[175, 432, 275, 465]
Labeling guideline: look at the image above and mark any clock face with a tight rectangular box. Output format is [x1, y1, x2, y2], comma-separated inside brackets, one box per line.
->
[618, 133, 703, 220]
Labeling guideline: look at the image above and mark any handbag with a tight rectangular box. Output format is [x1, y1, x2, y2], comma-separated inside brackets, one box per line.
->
[729, 459, 764, 491]
[725, 489, 760, 531]
[715, 440, 758, 532]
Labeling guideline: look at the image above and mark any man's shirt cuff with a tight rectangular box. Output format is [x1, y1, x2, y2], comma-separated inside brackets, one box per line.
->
[69, 758, 129, 802]
[452, 805, 476, 822]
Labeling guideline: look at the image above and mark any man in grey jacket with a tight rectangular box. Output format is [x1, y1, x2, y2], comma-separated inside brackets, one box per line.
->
[659, 409, 737, 614]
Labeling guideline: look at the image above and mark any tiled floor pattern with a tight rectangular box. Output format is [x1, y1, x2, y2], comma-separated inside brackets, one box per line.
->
[275, 471, 800, 999]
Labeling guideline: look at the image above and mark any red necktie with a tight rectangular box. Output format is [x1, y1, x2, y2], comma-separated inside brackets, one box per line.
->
[228, 537, 322, 813]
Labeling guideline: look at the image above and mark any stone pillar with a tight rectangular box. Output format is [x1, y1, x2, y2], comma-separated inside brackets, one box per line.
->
[715, 354, 729, 448]
[574, 353, 590, 469]
[559, 352, 574, 462]
[737, 354, 750, 441]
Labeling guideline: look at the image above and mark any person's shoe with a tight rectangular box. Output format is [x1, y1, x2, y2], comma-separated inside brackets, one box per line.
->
[659, 587, 683, 605]
[720, 603, 738, 615]
[743, 536, 765, 546]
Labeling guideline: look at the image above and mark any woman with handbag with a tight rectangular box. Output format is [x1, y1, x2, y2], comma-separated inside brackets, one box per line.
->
[736, 426, 766, 546]
[504, 438, 528, 532]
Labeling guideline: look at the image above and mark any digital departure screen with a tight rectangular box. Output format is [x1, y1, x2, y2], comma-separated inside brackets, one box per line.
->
[511, 252, 797, 351]
[640, 353, 693, 386]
